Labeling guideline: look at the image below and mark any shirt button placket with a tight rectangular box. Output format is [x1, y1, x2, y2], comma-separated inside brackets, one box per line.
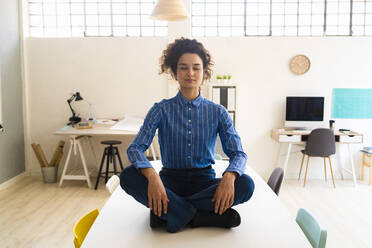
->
[187, 103, 192, 161]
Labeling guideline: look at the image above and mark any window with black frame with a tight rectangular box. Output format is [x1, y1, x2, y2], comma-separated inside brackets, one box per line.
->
[27, 0, 167, 37]
[191, 0, 372, 36]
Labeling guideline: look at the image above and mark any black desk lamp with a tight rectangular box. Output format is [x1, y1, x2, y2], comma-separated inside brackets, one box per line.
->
[67, 92, 83, 125]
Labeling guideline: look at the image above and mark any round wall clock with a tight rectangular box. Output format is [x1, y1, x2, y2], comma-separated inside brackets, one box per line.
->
[289, 55, 311, 75]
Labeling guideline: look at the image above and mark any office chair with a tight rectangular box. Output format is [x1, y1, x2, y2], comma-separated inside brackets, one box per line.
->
[267, 167, 284, 195]
[296, 208, 327, 248]
[73, 209, 99, 248]
[298, 128, 336, 187]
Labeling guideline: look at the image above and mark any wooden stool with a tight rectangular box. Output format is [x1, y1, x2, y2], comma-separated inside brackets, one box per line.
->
[361, 151, 372, 185]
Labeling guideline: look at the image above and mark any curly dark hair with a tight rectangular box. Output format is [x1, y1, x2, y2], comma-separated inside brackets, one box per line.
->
[159, 37, 214, 82]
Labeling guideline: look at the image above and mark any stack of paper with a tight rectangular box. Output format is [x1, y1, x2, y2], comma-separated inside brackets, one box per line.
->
[110, 116, 144, 132]
[361, 147, 372, 154]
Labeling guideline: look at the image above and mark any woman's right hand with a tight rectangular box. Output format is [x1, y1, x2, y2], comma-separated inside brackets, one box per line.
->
[141, 168, 169, 217]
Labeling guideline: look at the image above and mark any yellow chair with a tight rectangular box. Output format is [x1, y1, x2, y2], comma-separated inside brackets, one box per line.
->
[73, 209, 99, 248]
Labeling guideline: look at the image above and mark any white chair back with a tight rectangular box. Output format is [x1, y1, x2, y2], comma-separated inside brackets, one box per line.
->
[106, 175, 120, 194]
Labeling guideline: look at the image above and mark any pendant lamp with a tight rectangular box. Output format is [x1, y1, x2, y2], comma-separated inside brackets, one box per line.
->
[151, 0, 188, 21]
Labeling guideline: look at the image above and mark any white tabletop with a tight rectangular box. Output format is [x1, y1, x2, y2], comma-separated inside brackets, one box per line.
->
[82, 161, 310, 248]
[54, 124, 138, 136]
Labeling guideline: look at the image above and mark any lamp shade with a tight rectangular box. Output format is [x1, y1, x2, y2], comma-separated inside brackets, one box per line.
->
[151, 0, 188, 21]
[75, 92, 83, 101]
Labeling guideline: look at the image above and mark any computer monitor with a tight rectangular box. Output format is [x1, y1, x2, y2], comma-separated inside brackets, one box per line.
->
[285, 96, 325, 130]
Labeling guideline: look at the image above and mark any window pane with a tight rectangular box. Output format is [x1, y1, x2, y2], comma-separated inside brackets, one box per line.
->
[246, 3, 259, 15]
[285, 26, 297, 36]
[86, 3, 98, 14]
[232, 3, 245, 15]
[98, 3, 111, 14]
[259, 3, 270, 15]
[71, 15, 84, 26]
[312, 2, 324, 13]
[127, 27, 141, 36]
[365, 26, 372, 35]
[57, 3, 70, 15]
[246, 26, 258, 35]
[30, 27, 43, 36]
[99, 27, 112, 36]
[299, 3, 311, 14]
[231, 26, 245, 36]
[192, 4, 205, 15]
[71, 3, 84, 14]
[298, 26, 311, 35]
[112, 3, 126, 14]
[30, 15, 43, 26]
[353, 2, 365, 14]
[206, 3, 218, 15]
[28, 0, 167, 37]
[258, 15, 270, 26]
[285, 3, 297, 15]
[99, 15, 111, 26]
[86, 26, 99, 36]
[141, 3, 154, 15]
[155, 26, 167, 36]
[299, 15, 311, 25]
[113, 27, 126, 36]
[142, 27, 154, 36]
[141, 16, 154, 26]
[218, 27, 231, 36]
[193, 16, 205, 26]
[43, 3, 56, 15]
[29, 3, 43, 15]
[205, 27, 217, 36]
[127, 15, 140, 26]
[113, 15, 126, 26]
[285, 15, 297, 26]
[272, 15, 284, 26]
[246, 15, 258, 26]
[232, 16, 244, 26]
[86, 15, 98, 26]
[57, 15, 70, 26]
[219, 16, 231, 26]
[258, 26, 270, 35]
[218, 3, 231, 15]
[192, 27, 205, 36]
[206, 16, 217, 26]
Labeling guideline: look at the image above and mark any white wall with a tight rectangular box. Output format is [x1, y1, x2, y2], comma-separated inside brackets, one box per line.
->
[25, 35, 372, 179]
[0, 0, 25, 184]
[26, 37, 168, 175]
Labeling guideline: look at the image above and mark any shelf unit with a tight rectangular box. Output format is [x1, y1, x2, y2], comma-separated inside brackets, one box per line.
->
[208, 83, 237, 126]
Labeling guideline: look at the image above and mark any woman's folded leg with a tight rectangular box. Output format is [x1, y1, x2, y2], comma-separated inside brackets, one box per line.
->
[119, 165, 197, 233]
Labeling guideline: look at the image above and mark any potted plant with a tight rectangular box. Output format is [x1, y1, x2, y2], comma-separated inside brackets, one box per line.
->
[227, 75, 232, 83]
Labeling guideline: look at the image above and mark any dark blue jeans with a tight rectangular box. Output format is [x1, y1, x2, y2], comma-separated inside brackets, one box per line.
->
[120, 165, 255, 233]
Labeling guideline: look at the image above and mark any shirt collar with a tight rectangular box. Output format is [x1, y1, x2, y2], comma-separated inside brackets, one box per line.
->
[176, 91, 204, 108]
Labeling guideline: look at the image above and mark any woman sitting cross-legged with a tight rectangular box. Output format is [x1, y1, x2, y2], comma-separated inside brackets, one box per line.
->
[120, 37, 255, 233]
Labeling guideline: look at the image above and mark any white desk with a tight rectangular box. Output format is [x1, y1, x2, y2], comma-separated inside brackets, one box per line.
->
[271, 128, 363, 186]
[54, 124, 158, 188]
[82, 160, 311, 248]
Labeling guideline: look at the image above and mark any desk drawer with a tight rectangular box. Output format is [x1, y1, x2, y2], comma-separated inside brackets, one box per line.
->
[339, 135, 363, 143]
[278, 135, 301, 142]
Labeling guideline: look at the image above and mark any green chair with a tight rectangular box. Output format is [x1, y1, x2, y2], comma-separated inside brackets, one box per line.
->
[296, 208, 327, 248]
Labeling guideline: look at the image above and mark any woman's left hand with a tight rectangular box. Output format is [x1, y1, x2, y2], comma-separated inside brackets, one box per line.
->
[212, 172, 237, 215]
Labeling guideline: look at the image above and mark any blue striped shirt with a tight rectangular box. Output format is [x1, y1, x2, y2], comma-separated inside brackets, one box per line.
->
[127, 91, 247, 176]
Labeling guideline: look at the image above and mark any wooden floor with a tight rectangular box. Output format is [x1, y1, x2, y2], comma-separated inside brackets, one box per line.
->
[279, 179, 372, 248]
[0, 177, 109, 248]
[0, 176, 371, 248]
